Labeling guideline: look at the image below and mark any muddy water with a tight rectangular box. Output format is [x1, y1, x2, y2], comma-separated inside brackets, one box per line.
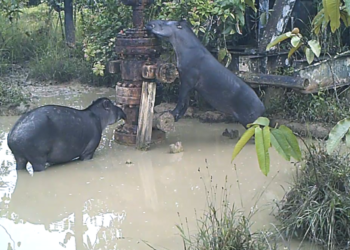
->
[0, 87, 320, 250]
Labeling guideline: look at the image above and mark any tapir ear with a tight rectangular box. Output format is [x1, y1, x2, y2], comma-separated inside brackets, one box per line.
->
[102, 99, 111, 110]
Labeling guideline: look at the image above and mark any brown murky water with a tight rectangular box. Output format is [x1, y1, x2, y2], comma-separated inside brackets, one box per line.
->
[0, 87, 320, 250]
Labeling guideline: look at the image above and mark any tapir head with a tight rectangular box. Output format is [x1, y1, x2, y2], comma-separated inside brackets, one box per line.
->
[89, 98, 126, 127]
[145, 20, 189, 41]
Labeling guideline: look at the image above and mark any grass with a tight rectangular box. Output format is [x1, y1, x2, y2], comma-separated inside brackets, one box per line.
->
[266, 89, 350, 125]
[275, 142, 350, 249]
[172, 166, 278, 250]
[0, 80, 29, 107]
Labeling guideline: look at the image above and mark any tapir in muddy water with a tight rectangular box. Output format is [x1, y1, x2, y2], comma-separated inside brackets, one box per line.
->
[145, 20, 265, 128]
[7, 97, 126, 172]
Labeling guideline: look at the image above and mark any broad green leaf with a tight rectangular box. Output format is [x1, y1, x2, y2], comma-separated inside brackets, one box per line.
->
[245, 0, 257, 12]
[305, 47, 315, 64]
[308, 40, 321, 57]
[346, 130, 350, 148]
[263, 126, 271, 149]
[260, 12, 268, 26]
[288, 42, 303, 58]
[312, 9, 326, 35]
[247, 117, 270, 127]
[279, 125, 302, 161]
[323, 0, 330, 22]
[231, 126, 256, 162]
[291, 36, 301, 47]
[218, 48, 227, 62]
[270, 129, 291, 161]
[266, 32, 293, 50]
[255, 126, 270, 176]
[344, 0, 350, 17]
[324, 0, 341, 32]
[340, 9, 350, 26]
[326, 118, 350, 154]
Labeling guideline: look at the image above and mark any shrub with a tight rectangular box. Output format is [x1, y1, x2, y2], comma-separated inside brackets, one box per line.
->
[275, 143, 350, 249]
[28, 41, 93, 83]
[267, 90, 350, 125]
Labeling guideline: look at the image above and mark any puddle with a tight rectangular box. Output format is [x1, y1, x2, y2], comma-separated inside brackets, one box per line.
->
[0, 88, 320, 249]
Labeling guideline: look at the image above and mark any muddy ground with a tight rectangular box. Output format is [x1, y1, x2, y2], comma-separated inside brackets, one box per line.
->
[0, 65, 331, 139]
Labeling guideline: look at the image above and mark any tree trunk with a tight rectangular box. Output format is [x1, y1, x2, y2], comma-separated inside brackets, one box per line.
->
[64, 0, 75, 47]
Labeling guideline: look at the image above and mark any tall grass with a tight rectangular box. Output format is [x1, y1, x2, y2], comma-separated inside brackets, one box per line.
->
[275, 142, 350, 249]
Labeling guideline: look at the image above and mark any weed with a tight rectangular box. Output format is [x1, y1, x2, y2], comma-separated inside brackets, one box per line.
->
[175, 167, 277, 250]
[0, 80, 29, 107]
[267, 90, 350, 125]
[275, 142, 350, 249]
[28, 42, 93, 83]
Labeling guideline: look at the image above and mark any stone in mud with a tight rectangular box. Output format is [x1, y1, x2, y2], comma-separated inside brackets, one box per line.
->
[222, 128, 239, 139]
[169, 141, 183, 154]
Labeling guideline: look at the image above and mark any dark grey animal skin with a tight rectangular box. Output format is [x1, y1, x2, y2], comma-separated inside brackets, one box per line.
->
[7, 97, 126, 172]
[145, 20, 265, 128]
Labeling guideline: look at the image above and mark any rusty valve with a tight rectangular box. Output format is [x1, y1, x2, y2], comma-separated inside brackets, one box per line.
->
[141, 63, 179, 83]
[142, 64, 157, 79]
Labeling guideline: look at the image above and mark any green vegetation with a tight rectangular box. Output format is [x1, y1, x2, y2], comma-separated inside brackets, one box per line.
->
[0, 4, 113, 85]
[266, 0, 350, 63]
[231, 117, 302, 176]
[266, 90, 350, 125]
[0, 80, 29, 107]
[275, 143, 350, 249]
[174, 170, 277, 250]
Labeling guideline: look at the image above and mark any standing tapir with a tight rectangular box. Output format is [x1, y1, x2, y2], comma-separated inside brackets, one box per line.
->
[145, 20, 265, 128]
[7, 97, 126, 172]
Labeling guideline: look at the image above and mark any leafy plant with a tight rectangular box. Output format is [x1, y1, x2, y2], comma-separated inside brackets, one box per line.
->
[150, 0, 257, 66]
[313, 0, 350, 34]
[231, 117, 302, 176]
[275, 143, 350, 249]
[326, 117, 350, 154]
[266, 0, 350, 63]
[81, 0, 132, 77]
[266, 28, 321, 64]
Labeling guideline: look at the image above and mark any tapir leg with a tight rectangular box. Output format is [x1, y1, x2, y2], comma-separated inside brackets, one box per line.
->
[30, 157, 48, 172]
[171, 81, 193, 121]
[14, 155, 28, 170]
[80, 137, 100, 161]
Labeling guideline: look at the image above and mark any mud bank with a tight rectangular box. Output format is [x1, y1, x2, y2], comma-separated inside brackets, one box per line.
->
[0, 79, 332, 139]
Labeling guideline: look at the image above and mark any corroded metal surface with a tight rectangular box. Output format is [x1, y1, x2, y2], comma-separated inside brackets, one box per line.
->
[111, 0, 167, 146]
